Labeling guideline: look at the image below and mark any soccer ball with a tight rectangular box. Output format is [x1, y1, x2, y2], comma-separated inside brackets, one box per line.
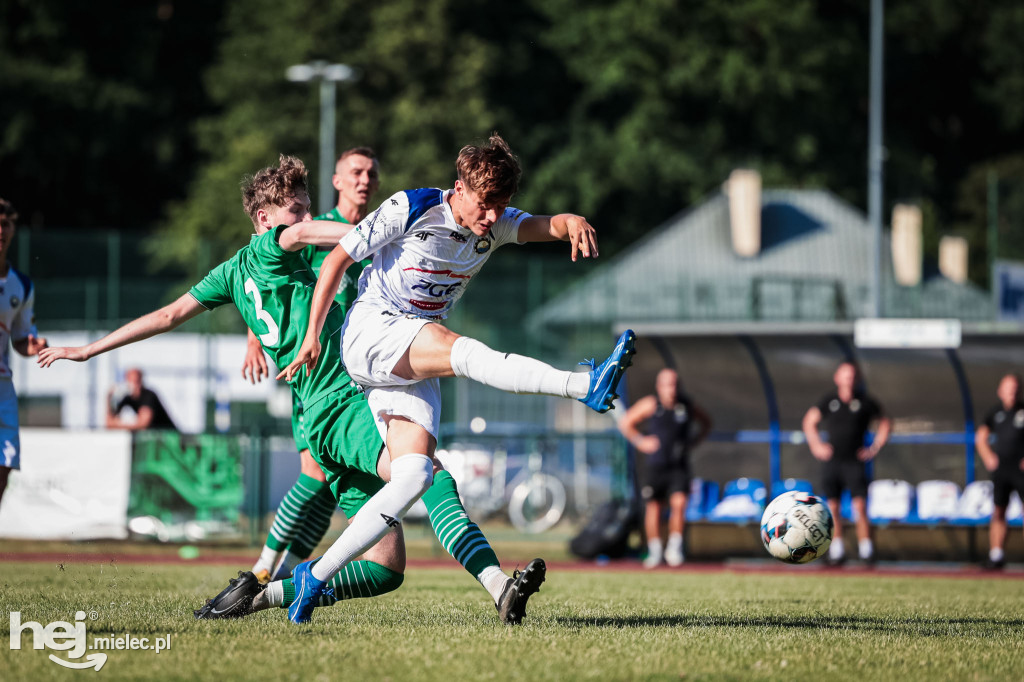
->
[760, 491, 833, 564]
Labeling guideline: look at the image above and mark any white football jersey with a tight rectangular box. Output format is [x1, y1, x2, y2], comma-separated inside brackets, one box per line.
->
[0, 267, 37, 378]
[340, 188, 531, 318]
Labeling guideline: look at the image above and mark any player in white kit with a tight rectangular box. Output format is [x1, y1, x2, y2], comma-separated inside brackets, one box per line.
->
[277, 134, 635, 622]
[0, 199, 48, 509]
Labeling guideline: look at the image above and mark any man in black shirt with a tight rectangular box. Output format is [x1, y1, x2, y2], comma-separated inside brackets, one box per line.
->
[619, 368, 712, 567]
[802, 361, 890, 564]
[975, 373, 1024, 570]
[106, 367, 177, 431]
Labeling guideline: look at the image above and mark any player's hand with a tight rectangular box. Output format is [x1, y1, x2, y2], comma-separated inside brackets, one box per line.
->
[37, 346, 90, 368]
[566, 215, 599, 262]
[24, 334, 48, 356]
[241, 341, 269, 384]
[810, 442, 833, 461]
[634, 435, 661, 455]
[857, 446, 876, 462]
[276, 338, 321, 382]
[982, 455, 999, 473]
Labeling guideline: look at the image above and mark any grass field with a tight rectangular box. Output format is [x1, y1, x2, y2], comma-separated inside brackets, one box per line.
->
[3, 560, 1024, 681]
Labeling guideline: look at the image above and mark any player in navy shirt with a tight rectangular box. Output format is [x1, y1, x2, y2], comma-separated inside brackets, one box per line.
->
[803, 361, 890, 564]
[619, 368, 711, 567]
[975, 373, 1024, 569]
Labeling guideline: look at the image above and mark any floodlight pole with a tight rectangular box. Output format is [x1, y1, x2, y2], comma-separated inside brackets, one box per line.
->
[868, 0, 885, 318]
[286, 61, 359, 216]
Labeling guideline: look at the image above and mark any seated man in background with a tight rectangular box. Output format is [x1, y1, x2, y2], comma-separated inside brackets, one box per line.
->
[106, 367, 177, 431]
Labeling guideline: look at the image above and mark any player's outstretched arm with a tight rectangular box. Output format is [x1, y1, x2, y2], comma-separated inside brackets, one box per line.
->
[517, 214, 599, 262]
[278, 220, 356, 251]
[277, 244, 355, 382]
[38, 294, 205, 368]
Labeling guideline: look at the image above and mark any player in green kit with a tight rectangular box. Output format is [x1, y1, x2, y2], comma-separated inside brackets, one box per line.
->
[38, 156, 545, 625]
[242, 148, 382, 583]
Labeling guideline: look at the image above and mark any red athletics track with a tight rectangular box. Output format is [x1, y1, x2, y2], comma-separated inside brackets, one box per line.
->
[2, 551, 1023, 580]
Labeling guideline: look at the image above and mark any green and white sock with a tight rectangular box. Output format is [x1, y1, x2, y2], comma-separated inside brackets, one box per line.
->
[264, 473, 329, 554]
[421, 470, 505, 601]
[277, 561, 404, 607]
[287, 486, 337, 559]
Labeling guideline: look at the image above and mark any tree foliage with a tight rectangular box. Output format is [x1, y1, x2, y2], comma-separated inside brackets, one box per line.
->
[3, 0, 1024, 285]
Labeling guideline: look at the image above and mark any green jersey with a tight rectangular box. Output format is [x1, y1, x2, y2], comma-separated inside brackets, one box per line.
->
[306, 207, 372, 312]
[189, 225, 358, 409]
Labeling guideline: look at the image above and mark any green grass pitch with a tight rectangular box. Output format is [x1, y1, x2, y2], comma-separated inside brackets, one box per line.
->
[3, 561, 1023, 681]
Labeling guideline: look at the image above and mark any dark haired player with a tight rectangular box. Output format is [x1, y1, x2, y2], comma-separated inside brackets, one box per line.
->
[279, 133, 636, 622]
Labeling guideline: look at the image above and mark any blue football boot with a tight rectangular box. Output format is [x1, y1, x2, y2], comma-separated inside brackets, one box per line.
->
[287, 559, 332, 624]
[578, 329, 636, 413]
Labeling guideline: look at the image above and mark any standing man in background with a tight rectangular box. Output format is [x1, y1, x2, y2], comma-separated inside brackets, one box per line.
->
[106, 367, 177, 431]
[975, 373, 1024, 570]
[0, 198, 48, 509]
[802, 361, 890, 565]
[241, 147, 381, 582]
[618, 368, 712, 568]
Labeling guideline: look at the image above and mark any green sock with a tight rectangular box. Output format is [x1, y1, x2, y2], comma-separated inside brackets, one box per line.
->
[421, 470, 500, 577]
[265, 474, 328, 552]
[286, 486, 336, 558]
[280, 561, 404, 607]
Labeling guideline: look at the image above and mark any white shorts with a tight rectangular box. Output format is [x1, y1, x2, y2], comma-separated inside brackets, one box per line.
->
[342, 301, 442, 440]
[0, 378, 21, 470]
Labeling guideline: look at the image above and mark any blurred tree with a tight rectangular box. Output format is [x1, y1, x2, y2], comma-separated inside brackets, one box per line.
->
[154, 0, 505, 275]
[0, 0, 226, 230]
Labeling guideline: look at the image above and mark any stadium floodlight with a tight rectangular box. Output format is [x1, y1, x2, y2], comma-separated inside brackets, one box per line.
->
[285, 60, 361, 215]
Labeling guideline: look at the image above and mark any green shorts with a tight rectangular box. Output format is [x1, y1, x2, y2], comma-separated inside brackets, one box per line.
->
[290, 389, 309, 452]
[303, 388, 386, 519]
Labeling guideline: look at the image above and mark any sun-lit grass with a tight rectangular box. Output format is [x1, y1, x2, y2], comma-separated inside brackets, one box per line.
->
[2, 561, 1023, 681]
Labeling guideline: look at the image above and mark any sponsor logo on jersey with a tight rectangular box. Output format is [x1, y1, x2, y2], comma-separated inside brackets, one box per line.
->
[829, 399, 840, 412]
[1015, 410, 1024, 428]
[674, 405, 689, 422]
[850, 399, 861, 412]
[410, 279, 463, 298]
[415, 231, 433, 241]
[449, 231, 468, 243]
[474, 237, 491, 254]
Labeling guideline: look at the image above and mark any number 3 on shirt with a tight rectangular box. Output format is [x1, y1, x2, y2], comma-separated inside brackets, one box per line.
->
[244, 278, 280, 347]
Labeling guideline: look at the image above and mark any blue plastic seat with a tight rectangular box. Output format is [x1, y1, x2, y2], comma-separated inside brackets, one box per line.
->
[708, 478, 766, 522]
[770, 478, 814, 499]
[686, 479, 720, 521]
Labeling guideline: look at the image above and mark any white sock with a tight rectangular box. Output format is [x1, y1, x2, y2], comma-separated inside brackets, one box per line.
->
[829, 538, 845, 560]
[450, 336, 590, 399]
[477, 565, 509, 604]
[667, 533, 683, 552]
[271, 550, 303, 580]
[858, 538, 874, 560]
[647, 538, 663, 558]
[311, 454, 433, 582]
[253, 545, 279, 574]
[990, 547, 1005, 562]
[264, 580, 285, 607]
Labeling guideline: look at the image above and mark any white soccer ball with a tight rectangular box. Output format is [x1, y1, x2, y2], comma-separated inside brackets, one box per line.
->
[759, 491, 833, 564]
